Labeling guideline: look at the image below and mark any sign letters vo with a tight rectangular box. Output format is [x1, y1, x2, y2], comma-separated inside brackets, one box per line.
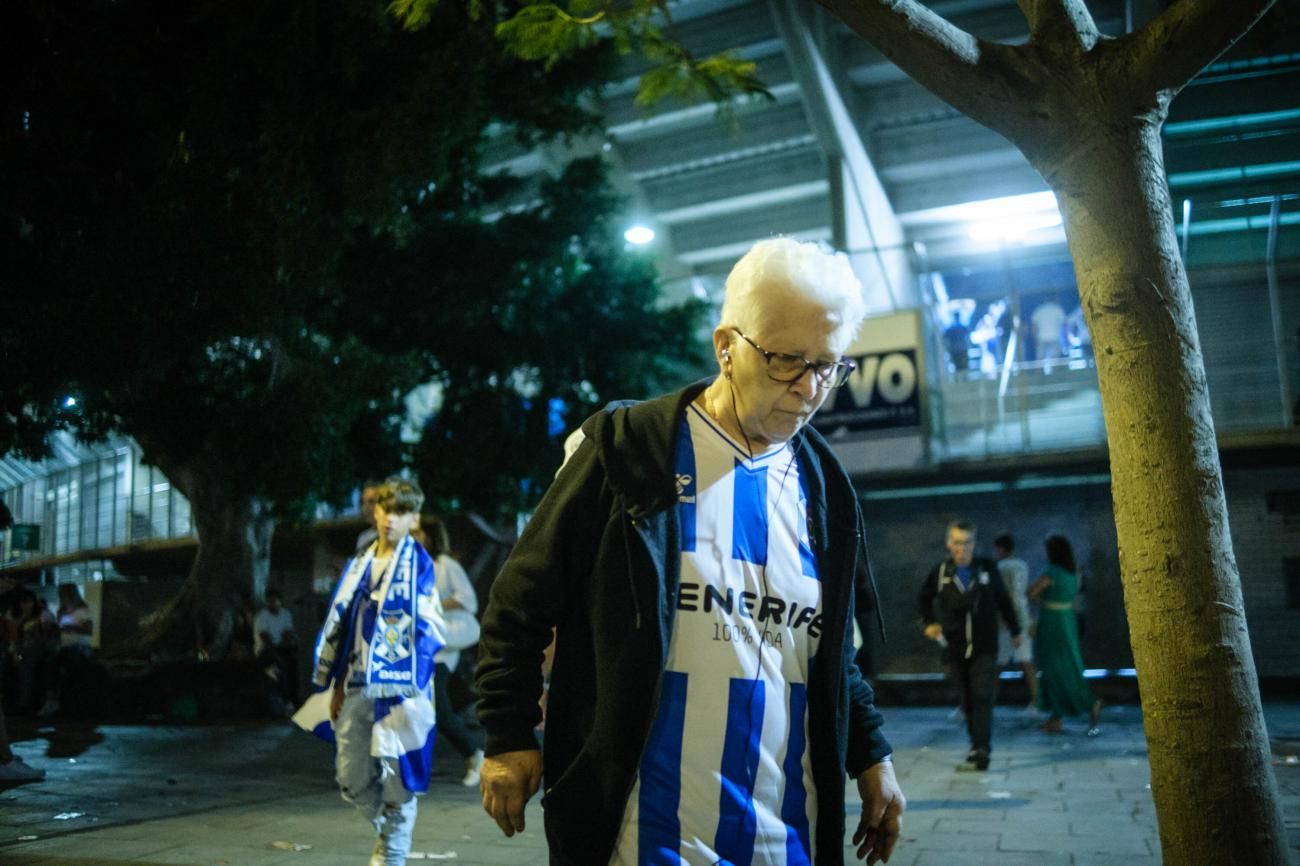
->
[815, 348, 921, 433]
[846, 352, 917, 407]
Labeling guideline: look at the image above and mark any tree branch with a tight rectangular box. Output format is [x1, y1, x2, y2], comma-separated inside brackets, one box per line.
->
[1016, 0, 1098, 48]
[1126, 0, 1277, 96]
[812, 0, 1022, 133]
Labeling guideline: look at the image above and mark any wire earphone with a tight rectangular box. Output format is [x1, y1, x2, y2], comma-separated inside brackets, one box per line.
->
[721, 375, 805, 865]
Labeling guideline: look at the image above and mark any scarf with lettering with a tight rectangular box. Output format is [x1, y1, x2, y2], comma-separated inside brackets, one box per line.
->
[294, 534, 445, 792]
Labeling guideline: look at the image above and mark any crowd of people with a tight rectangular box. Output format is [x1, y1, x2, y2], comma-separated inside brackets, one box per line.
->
[0, 581, 95, 723]
[942, 295, 1092, 376]
[918, 521, 1101, 771]
[0, 578, 100, 782]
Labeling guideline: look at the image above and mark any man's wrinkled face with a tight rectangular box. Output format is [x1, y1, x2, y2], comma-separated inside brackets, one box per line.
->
[720, 286, 848, 448]
[946, 527, 975, 567]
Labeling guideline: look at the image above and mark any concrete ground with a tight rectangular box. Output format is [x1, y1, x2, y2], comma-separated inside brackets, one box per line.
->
[2, 702, 1298, 865]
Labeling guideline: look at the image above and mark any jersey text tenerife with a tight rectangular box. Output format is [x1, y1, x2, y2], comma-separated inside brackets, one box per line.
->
[609, 404, 824, 866]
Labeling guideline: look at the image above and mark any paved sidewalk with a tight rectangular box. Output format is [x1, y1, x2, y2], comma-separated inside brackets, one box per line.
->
[2, 703, 1298, 865]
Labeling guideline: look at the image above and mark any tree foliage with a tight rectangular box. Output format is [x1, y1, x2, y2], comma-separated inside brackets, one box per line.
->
[389, 158, 708, 518]
[394, 0, 771, 112]
[2, 0, 702, 529]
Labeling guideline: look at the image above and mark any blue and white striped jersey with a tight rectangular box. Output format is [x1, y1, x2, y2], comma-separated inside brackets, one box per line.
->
[610, 403, 824, 866]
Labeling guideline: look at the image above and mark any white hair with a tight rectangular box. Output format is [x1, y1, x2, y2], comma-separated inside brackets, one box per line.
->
[719, 238, 867, 347]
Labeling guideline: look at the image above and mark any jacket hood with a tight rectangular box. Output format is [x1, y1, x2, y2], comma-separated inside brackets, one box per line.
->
[580, 379, 710, 516]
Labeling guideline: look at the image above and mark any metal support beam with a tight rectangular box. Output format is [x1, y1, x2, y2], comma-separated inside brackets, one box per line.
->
[1265, 195, 1296, 428]
[770, 0, 917, 310]
[1125, 0, 1165, 31]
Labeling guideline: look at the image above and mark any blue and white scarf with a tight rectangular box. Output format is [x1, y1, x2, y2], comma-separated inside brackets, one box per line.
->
[293, 534, 446, 792]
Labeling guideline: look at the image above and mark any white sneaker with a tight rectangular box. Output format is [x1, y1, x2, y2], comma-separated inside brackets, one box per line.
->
[947, 705, 965, 723]
[0, 756, 45, 782]
[461, 749, 485, 787]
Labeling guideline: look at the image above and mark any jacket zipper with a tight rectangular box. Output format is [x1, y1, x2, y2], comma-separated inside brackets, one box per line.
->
[614, 510, 671, 822]
[626, 512, 645, 630]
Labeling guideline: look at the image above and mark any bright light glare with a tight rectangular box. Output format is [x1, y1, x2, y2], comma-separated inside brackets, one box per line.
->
[63, 396, 77, 408]
[955, 191, 1063, 243]
[967, 211, 1063, 242]
[624, 225, 655, 245]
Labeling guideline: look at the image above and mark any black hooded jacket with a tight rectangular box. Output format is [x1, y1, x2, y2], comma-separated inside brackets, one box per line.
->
[476, 380, 892, 865]
[918, 556, 1020, 658]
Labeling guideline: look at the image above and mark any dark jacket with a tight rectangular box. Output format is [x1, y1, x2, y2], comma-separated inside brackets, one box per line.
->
[476, 380, 892, 866]
[918, 556, 1020, 659]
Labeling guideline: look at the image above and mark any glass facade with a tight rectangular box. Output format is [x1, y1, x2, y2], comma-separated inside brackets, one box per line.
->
[918, 250, 1298, 461]
[1, 441, 194, 571]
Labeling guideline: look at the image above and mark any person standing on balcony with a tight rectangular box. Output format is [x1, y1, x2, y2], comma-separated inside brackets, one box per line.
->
[942, 309, 972, 374]
[1030, 299, 1067, 372]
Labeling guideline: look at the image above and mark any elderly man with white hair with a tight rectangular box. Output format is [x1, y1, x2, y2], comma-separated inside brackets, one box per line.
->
[476, 238, 906, 865]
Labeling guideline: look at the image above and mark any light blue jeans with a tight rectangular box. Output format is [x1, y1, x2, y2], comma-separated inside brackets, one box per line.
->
[335, 691, 418, 866]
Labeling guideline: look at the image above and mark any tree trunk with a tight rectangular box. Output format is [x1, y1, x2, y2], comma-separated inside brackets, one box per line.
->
[185, 485, 275, 658]
[1039, 119, 1288, 864]
[800, 0, 1284, 857]
[141, 452, 276, 659]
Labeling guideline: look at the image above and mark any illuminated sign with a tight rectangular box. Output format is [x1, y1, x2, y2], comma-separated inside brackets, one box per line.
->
[815, 348, 921, 433]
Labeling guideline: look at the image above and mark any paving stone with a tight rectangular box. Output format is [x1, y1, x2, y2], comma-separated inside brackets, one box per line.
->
[914, 850, 1070, 866]
[930, 817, 1005, 835]
[1000, 828, 1152, 855]
[1, 703, 1297, 865]
[1067, 815, 1154, 839]
[1074, 853, 1159, 865]
[896, 829, 1007, 851]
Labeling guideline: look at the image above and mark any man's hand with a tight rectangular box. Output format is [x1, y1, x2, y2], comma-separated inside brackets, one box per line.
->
[853, 758, 905, 864]
[922, 623, 943, 641]
[1012, 634, 1024, 648]
[329, 684, 345, 723]
[480, 749, 542, 837]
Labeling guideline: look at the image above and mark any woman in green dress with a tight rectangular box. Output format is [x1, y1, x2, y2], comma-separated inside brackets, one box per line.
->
[1027, 535, 1102, 734]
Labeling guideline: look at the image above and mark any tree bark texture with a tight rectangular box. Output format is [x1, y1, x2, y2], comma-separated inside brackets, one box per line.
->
[1044, 120, 1288, 865]
[146, 453, 276, 658]
[808, 0, 1287, 861]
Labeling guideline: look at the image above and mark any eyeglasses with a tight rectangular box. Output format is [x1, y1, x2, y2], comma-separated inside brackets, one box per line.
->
[732, 329, 857, 389]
